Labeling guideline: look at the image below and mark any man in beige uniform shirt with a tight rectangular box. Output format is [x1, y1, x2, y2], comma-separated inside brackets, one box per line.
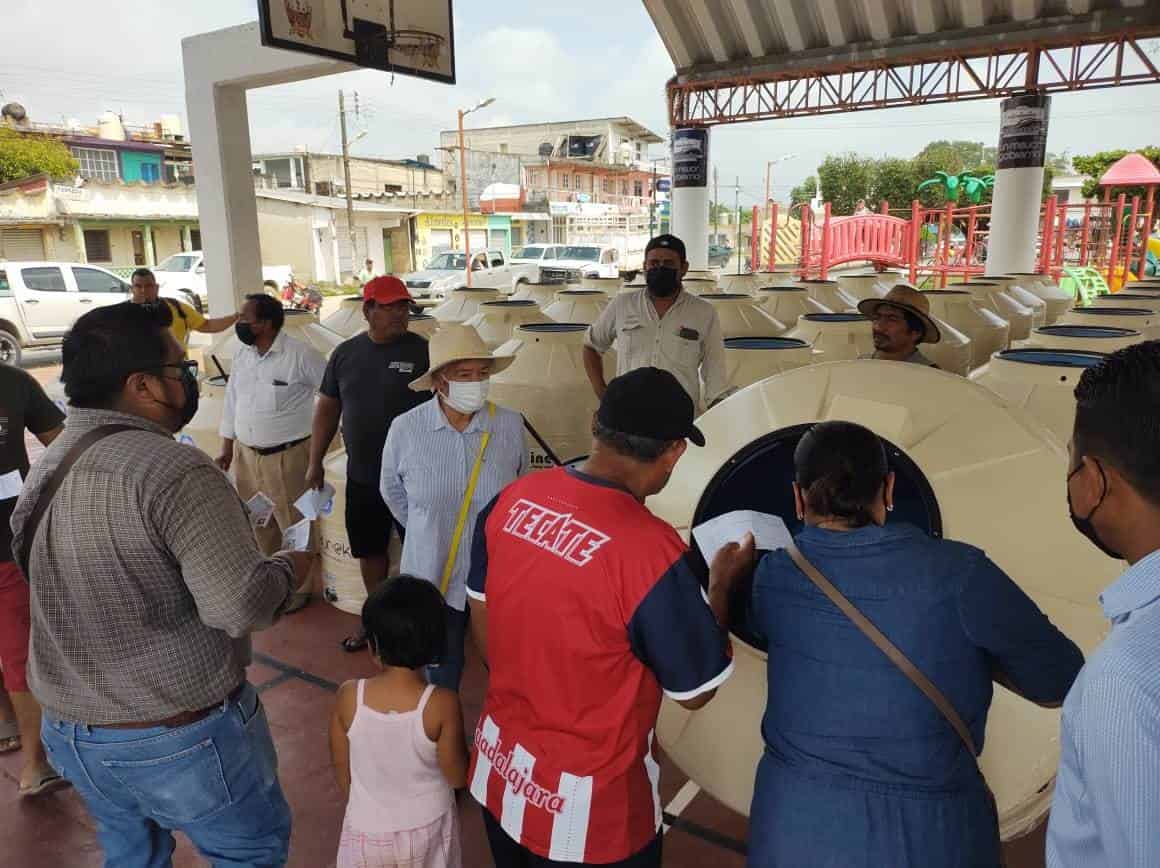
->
[583, 234, 729, 412]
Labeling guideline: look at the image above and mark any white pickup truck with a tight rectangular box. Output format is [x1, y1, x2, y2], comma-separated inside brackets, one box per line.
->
[399, 249, 538, 299]
[539, 244, 635, 283]
[0, 261, 130, 365]
[154, 251, 293, 313]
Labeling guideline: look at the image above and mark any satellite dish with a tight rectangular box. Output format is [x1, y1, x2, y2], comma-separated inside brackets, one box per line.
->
[537, 142, 553, 158]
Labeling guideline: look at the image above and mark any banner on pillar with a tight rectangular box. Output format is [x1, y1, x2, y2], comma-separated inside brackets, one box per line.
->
[997, 94, 1051, 170]
[672, 128, 709, 189]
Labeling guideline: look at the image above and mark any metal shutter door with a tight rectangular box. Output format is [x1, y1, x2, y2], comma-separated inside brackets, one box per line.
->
[0, 228, 46, 260]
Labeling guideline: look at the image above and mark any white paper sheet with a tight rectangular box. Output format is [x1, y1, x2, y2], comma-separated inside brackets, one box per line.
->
[0, 469, 22, 501]
[281, 518, 312, 552]
[692, 510, 794, 560]
[244, 492, 275, 529]
[293, 483, 336, 521]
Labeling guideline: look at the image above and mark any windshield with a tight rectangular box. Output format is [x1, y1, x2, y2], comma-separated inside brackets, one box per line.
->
[427, 253, 467, 270]
[157, 254, 198, 272]
[558, 246, 602, 262]
[512, 246, 545, 260]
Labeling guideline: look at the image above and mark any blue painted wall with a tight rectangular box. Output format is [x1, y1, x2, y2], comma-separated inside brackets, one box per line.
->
[120, 151, 163, 183]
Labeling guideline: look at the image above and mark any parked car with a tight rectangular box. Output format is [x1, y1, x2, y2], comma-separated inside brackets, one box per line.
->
[708, 244, 733, 268]
[0, 262, 130, 365]
[539, 244, 626, 282]
[399, 250, 537, 299]
[510, 244, 565, 266]
[153, 251, 292, 312]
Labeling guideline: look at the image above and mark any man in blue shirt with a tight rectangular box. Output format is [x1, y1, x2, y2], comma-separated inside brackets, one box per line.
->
[1048, 340, 1160, 867]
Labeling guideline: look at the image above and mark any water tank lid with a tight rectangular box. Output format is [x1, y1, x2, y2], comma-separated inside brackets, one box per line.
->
[799, 279, 838, 285]
[412, 314, 434, 321]
[922, 289, 971, 295]
[959, 281, 1001, 287]
[725, 337, 810, 350]
[559, 290, 604, 296]
[1036, 325, 1139, 338]
[519, 323, 588, 333]
[998, 349, 1106, 368]
[802, 313, 869, 322]
[456, 288, 498, 294]
[757, 286, 804, 293]
[483, 299, 537, 307]
[703, 293, 751, 300]
[1071, 307, 1153, 316]
[1105, 294, 1158, 302]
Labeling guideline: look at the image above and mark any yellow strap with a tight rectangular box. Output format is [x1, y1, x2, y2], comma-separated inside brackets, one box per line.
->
[440, 402, 495, 596]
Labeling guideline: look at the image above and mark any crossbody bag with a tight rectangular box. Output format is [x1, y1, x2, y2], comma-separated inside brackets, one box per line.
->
[439, 403, 495, 596]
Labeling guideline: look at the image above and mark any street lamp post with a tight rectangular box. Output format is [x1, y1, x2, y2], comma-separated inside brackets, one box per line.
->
[458, 97, 495, 287]
[763, 153, 798, 269]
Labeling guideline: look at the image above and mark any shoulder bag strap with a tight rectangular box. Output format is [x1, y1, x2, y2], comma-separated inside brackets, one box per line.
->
[786, 542, 979, 759]
[18, 424, 137, 578]
[439, 403, 495, 596]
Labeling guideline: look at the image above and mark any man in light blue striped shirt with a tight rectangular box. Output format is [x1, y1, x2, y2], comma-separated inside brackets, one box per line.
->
[1048, 341, 1160, 868]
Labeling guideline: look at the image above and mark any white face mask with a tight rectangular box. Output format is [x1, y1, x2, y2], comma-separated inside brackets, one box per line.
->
[443, 378, 489, 414]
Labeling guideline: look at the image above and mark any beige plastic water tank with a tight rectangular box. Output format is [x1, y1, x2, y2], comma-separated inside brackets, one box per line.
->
[1029, 325, 1142, 353]
[512, 280, 568, 308]
[971, 348, 1105, 442]
[683, 278, 720, 295]
[1089, 293, 1160, 313]
[724, 337, 813, 390]
[800, 279, 859, 312]
[991, 276, 1047, 329]
[836, 272, 890, 301]
[701, 293, 786, 338]
[959, 281, 1034, 342]
[786, 313, 874, 361]
[756, 286, 831, 325]
[648, 361, 1117, 839]
[408, 314, 438, 340]
[205, 309, 344, 375]
[490, 323, 599, 471]
[922, 290, 1010, 371]
[685, 269, 719, 283]
[921, 318, 972, 377]
[1058, 306, 1160, 339]
[430, 287, 502, 323]
[719, 273, 762, 295]
[465, 300, 550, 349]
[543, 289, 609, 324]
[321, 295, 365, 337]
[1004, 274, 1075, 324]
[580, 276, 623, 293]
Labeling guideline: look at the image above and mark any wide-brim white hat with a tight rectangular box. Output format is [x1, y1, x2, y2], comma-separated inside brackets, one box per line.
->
[408, 323, 515, 391]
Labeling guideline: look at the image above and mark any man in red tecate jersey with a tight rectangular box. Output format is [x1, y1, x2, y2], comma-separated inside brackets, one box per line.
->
[465, 366, 753, 867]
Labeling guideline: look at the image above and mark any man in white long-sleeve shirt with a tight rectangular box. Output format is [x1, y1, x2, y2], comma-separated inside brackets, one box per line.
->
[218, 293, 326, 611]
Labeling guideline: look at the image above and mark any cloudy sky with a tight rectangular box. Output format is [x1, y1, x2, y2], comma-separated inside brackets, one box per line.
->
[3, 0, 1159, 206]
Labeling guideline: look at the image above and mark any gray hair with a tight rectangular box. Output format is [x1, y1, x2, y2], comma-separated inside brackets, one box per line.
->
[592, 418, 675, 462]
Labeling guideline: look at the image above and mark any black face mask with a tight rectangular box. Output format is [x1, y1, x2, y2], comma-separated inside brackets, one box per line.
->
[148, 364, 199, 432]
[234, 321, 257, 346]
[645, 266, 680, 298]
[1067, 459, 1123, 560]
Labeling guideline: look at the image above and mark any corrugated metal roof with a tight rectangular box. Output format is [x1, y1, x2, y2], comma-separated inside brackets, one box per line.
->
[645, 0, 1159, 80]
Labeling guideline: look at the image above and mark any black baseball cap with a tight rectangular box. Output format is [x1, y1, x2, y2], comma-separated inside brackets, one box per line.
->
[597, 367, 705, 447]
[644, 234, 687, 262]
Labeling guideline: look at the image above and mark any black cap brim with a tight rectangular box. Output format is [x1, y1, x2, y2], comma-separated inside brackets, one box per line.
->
[688, 424, 706, 447]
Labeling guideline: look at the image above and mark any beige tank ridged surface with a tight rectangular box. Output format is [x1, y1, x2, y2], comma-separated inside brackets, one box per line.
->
[648, 361, 1117, 839]
[960, 281, 1034, 343]
[836, 272, 890, 301]
[701, 293, 786, 338]
[685, 269, 719, 283]
[971, 348, 1105, 442]
[206, 310, 343, 375]
[1029, 325, 1142, 353]
[490, 323, 599, 471]
[786, 313, 873, 361]
[318, 448, 401, 615]
[512, 281, 568, 308]
[543, 289, 609, 324]
[430, 287, 502, 323]
[800, 279, 859, 313]
[1004, 274, 1075, 324]
[718, 273, 763, 295]
[177, 376, 228, 455]
[321, 295, 365, 337]
[683, 278, 720, 295]
[756, 287, 832, 325]
[464, 300, 550, 349]
[1089, 293, 1160, 313]
[580, 276, 623, 293]
[992, 277, 1048, 329]
[921, 317, 972, 376]
[1058, 306, 1160, 339]
[922, 290, 1010, 371]
[408, 315, 438, 340]
[724, 337, 813, 390]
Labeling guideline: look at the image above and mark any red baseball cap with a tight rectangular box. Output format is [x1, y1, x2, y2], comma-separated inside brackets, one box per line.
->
[363, 275, 412, 306]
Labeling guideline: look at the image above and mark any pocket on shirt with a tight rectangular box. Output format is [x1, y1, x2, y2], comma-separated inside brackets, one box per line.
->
[101, 738, 232, 823]
[618, 322, 645, 359]
[253, 383, 278, 414]
[662, 329, 700, 369]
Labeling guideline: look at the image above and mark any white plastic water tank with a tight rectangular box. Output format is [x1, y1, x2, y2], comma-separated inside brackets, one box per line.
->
[718, 273, 763, 295]
[786, 313, 874, 361]
[971, 348, 1105, 442]
[959, 281, 1034, 342]
[701, 293, 786, 338]
[1089, 293, 1160, 313]
[465, 300, 550, 349]
[1004, 274, 1075, 324]
[430, 287, 502, 323]
[922, 290, 1010, 371]
[755, 286, 831, 325]
[723, 337, 813, 390]
[1058, 306, 1160, 339]
[648, 361, 1117, 840]
[836, 272, 890, 301]
[991, 276, 1047, 329]
[512, 280, 568, 308]
[921, 318, 973, 377]
[543, 289, 609, 324]
[800, 279, 859, 312]
[1029, 325, 1142, 353]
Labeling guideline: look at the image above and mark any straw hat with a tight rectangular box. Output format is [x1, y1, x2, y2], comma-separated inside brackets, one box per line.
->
[408, 323, 515, 391]
[857, 284, 942, 344]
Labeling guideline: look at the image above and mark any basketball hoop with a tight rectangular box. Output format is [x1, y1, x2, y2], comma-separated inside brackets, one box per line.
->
[355, 25, 444, 70]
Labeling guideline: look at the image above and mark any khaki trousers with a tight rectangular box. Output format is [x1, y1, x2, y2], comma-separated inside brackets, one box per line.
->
[234, 438, 315, 595]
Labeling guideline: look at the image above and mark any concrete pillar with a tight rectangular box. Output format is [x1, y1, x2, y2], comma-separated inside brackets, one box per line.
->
[670, 127, 710, 270]
[73, 222, 87, 263]
[181, 224, 193, 252]
[986, 94, 1051, 277]
[143, 224, 156, 266]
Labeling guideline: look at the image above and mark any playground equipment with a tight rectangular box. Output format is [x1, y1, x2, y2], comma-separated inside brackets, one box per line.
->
[701, 294, 785, 339]
[1029, 325, 1142, 353]
[543, 289, 609, 324]
[917, 171, 995, 205]
[785, 313, 873, 361]
[922, 290, 1010, 371]
[464, 300, 549, 349]
[723, 337, 813, 390]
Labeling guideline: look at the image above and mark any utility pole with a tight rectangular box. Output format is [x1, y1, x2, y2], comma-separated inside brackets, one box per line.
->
[734, 175, 742, 275]
[339, 90, 357, 279]
[713, 166, 720, 246]
[649, 159, 658, 237]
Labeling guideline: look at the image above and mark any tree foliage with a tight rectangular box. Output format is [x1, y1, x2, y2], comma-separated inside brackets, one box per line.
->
[0, 129, 79, 184]
[1072, 147, 1160, 200]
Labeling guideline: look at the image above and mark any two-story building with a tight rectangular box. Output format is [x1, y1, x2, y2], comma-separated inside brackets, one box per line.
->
[252, 151, 445, 199]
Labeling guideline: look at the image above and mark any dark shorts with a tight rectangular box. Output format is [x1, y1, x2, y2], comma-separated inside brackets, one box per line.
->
[0, 561, 31, 693]
[344, 478, 404, 559]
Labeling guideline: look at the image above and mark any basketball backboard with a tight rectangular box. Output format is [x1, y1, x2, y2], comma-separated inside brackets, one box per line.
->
[258, 0, 455, 84]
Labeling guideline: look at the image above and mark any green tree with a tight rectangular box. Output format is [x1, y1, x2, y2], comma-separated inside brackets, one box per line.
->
[1072, 147, 1160, 200]
[0, 129, 79, 183]
[817, 154, 875, 215]
[869, 158, 918, 212]
[789, 175, 818, 207]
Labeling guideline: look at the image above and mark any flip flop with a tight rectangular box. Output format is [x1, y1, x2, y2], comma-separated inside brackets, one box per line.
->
[341, 632, 369, 653]
[0, 721, 19, 754]
[18, 773, 70, 798]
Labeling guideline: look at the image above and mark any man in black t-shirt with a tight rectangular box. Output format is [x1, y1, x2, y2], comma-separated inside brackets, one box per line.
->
[0, 364, 65, 796]
[306, 276, 429, 651]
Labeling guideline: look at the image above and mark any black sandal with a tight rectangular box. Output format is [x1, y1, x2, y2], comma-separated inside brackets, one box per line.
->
[341, 631, 369, 653]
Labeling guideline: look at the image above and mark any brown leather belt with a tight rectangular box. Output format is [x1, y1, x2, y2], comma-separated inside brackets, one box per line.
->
[103, 683, 246, 730]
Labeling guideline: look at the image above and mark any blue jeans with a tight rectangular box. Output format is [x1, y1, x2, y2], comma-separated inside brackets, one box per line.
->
[426, 604, 468, 691]
[41, 682, 292, 867]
